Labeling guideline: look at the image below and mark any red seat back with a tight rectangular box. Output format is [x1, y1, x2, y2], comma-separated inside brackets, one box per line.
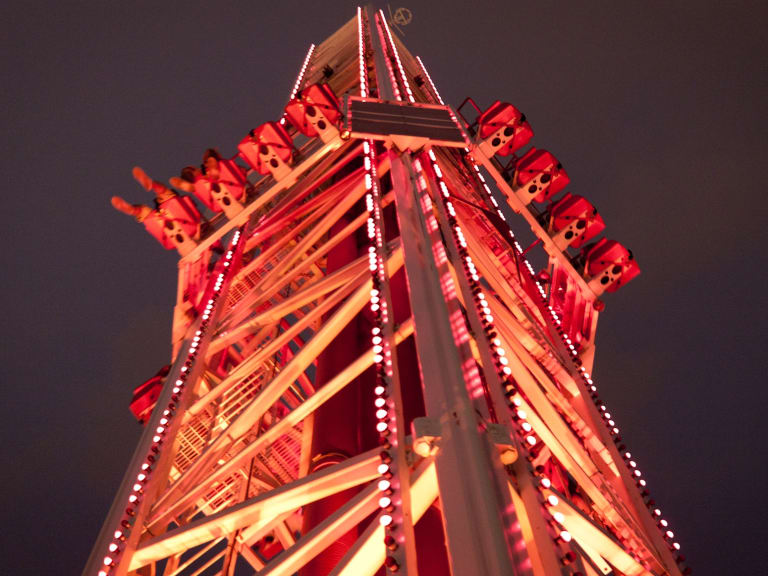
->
[515, 148, 569, 203]
[477, 101, 533, 156]
[238, 122, 293, 175]
[142, 196, 201, 249]
[550, 193, 605, 248]
[583, 238, 641, 292]
[284, 83, 342, 137]
[129, 365, 170, 424]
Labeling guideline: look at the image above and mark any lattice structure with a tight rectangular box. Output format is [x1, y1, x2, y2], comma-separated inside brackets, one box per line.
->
[85, 8, 687, 576]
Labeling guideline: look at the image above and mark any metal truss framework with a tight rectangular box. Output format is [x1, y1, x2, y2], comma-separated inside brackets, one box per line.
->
[85, 7, 685, 576]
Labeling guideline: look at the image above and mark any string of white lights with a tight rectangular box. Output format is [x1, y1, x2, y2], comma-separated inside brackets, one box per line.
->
[280, 43, 315, 125]
[377, 9, 414, 103]
[415, 56, 444, 105]
[359, 10, 409, 571]
[412, 48, 683, 564]
[94, 229, 242, 575]
[422, 149, 574, 550]
[462, 151, 684, 559]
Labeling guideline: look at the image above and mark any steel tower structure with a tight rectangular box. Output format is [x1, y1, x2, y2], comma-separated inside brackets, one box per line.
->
[85, 8, 687, 576]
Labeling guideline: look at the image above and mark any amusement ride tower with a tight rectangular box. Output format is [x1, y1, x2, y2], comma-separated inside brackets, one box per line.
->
[85, 8, 687, 576]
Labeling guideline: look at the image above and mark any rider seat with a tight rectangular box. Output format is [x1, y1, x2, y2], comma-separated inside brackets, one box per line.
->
[238, 122, 294, 181]
[284, 83, 342, 144]
[513, 148, 569, 205]
[547, 193, 605, 251]
[476, 101, 533, 157]
[143, 196, 201, 256]
[582, 238, 641, 296]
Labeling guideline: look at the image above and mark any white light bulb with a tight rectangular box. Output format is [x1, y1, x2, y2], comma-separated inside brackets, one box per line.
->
[547, 495, 559, 506]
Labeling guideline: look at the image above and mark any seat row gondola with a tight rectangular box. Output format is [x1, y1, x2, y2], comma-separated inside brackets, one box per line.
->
[475, 100, 640, 296]
[112, 83, 343, 256]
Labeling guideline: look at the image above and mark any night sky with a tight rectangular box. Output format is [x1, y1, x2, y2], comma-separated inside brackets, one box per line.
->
[2, 2, 766, 574]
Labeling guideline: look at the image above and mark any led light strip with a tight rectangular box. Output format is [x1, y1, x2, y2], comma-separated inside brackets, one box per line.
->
[280, 43, 316, 125]
[358, 10, 410, 571]
[376, 10, 414, 103]
[289, 43, 315, 101]
[357, 7, 369, 98]
[363, 139, 399, 527]
[94, 229, 243, 575]
[408, 157, 488, 405]
[424, 150, 536, 428]
[539, 484, 575, 544]
[420, 148, 583, 568]
[371, 13, 402, 101]
[387, 13, 680, 567]
[425, 161, 632, 554]
[415, 56, 444, 105]
[389, 50, 674, 553]
[424, 133, 673, 561]
[366, 139, 408, 568]
[460, 151, 685, 562]
[424, 150, 557, 491]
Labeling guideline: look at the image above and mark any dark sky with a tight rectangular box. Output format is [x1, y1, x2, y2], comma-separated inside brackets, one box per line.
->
[2, 2, 766, 574]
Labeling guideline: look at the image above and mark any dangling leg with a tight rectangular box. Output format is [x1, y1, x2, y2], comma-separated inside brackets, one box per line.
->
[169, 176, 195, 193]
[111, 196, 152, 222]
[133, 166, 176, 203]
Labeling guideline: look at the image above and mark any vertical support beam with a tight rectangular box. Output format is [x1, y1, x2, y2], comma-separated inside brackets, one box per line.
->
[83, 229, 247, 576]
[425, 152, 563, 576]
[362, 136, 419, 574]
[358, 10, 419, 575]
[387, 152, 516, 575]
